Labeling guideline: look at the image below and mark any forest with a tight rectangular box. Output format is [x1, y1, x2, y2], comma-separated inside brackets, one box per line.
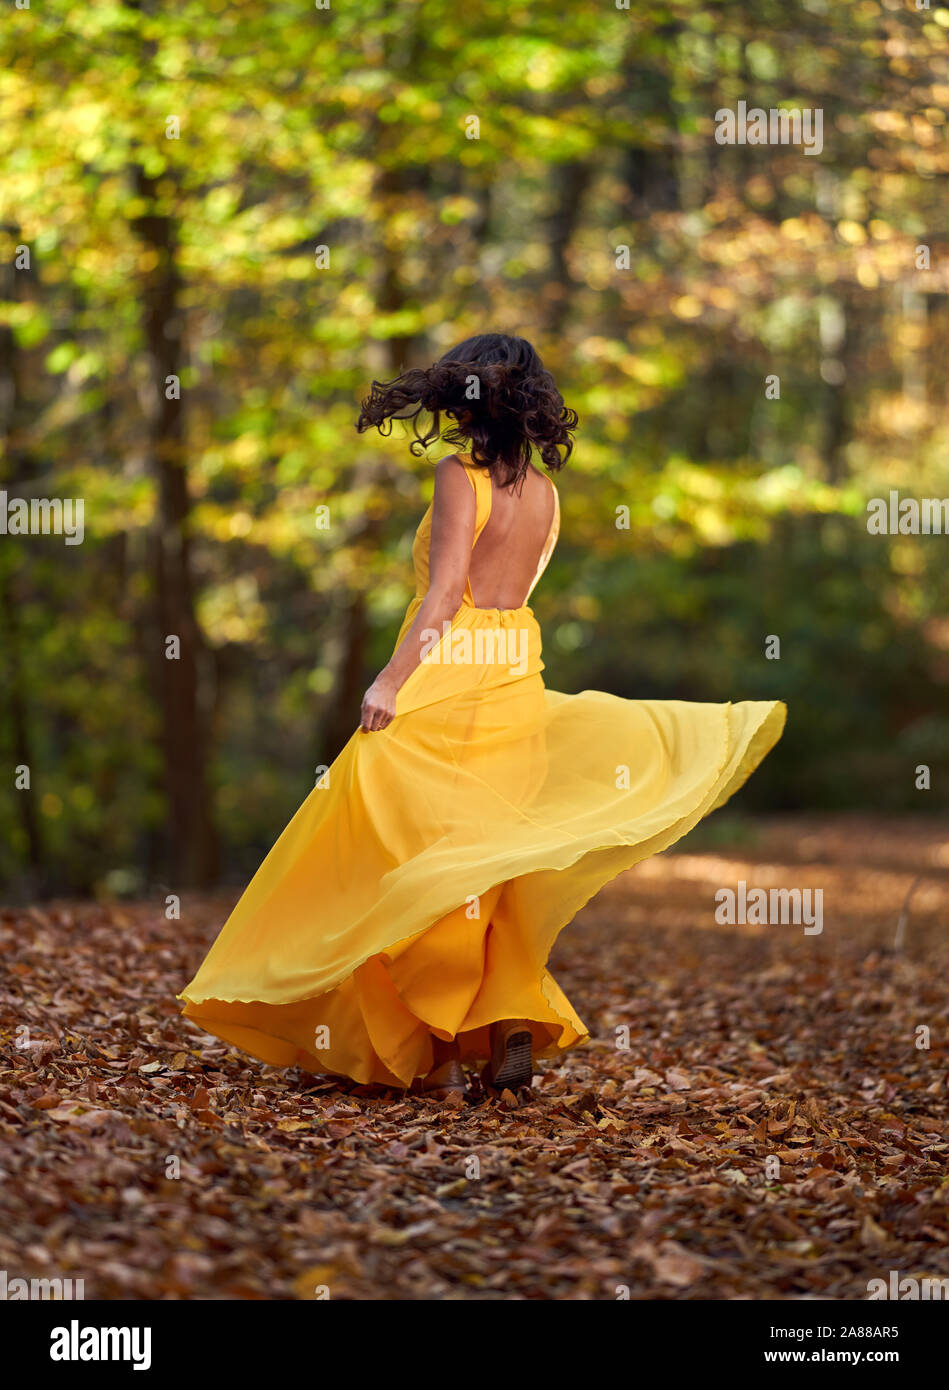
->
[1, 0, 947, 899]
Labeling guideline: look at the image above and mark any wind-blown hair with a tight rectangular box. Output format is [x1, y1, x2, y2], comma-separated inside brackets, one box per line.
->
[356, 333, 578, 488]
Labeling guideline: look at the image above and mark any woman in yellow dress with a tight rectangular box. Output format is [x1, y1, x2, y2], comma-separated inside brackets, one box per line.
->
[180, 333, 785, 1099]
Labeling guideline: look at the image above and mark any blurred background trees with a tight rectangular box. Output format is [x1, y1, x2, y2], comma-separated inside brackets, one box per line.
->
[1, 0, 947, 899]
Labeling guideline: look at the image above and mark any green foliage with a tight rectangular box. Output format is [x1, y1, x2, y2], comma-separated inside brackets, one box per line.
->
[1, 0, 947, 895]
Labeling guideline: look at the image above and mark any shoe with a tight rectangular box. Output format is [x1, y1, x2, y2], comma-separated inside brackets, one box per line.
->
[419, 1057, 466, 1099]
[485, 1020, 534, 1091]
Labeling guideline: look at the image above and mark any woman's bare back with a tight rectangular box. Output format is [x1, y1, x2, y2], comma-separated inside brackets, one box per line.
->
[467, 464, 556, 610]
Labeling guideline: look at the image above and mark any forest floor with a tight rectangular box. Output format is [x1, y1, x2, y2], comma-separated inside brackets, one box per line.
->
[2, 814, 948, 1301]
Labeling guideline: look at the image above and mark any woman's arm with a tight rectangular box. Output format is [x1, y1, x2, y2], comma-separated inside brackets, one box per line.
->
[360, 456, 475, 732]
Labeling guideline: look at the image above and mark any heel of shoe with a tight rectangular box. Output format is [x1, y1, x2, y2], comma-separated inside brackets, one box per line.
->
[419, 1057, 466, 1099]
[489, 1026, 534, 1090]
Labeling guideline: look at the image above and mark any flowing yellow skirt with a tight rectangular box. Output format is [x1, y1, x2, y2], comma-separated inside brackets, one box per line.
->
[180, 605, 785, 1086]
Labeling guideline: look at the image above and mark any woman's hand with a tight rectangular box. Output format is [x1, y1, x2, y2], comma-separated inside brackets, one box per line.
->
[360, 671, 398, 732]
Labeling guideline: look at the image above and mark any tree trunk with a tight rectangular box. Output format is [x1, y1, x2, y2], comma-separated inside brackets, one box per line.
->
[544, 160, 593, 337]
[130, 166, 218, 887]
[620, 23, 682, 216]
[0, 223, 46, 894]
[319, 145, 429, 763]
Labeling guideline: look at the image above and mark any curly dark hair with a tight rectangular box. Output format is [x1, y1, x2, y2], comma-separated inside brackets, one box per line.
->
[355, 333, 578, 489]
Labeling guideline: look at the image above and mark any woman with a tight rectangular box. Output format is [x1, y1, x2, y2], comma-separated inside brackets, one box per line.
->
[180, 333, 786, 1099]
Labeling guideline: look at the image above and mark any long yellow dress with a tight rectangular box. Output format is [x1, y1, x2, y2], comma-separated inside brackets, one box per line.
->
[180, 456, 785, 1086]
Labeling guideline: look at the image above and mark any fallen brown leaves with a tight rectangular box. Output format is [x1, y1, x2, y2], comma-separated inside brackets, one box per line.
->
[1, 814, 948, 1301]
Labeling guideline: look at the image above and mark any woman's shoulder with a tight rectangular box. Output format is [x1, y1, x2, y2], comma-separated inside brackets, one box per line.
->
[525, 461, 559, 499]
[433, 452, 479, 490]
[434, 451, 473, 472]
